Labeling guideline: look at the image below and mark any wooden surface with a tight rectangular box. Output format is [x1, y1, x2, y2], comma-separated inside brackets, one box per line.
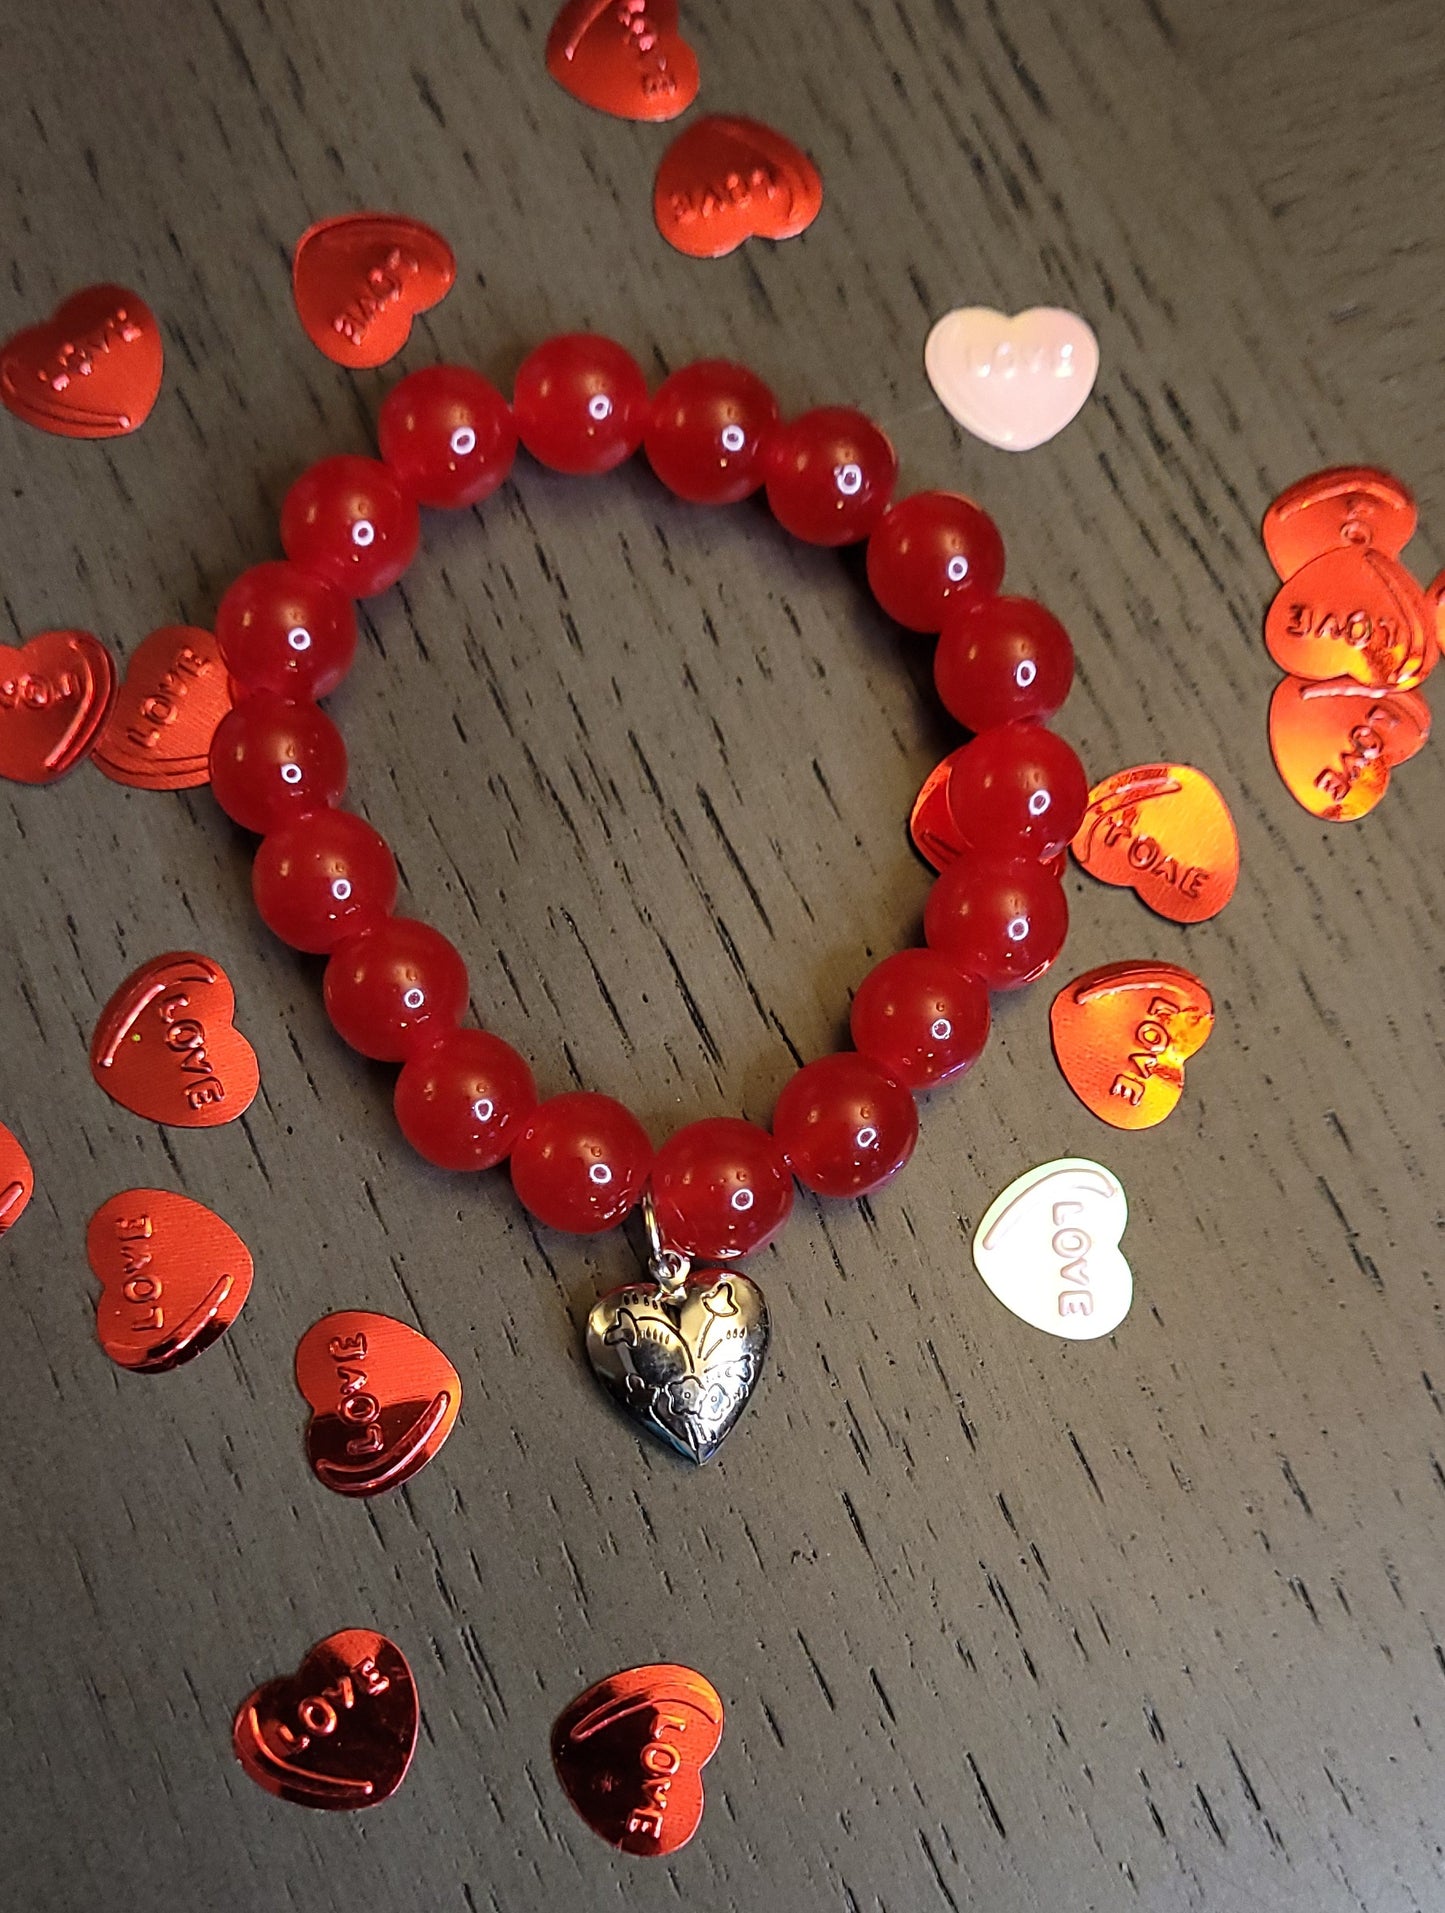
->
[2, 2, 1443, 1908]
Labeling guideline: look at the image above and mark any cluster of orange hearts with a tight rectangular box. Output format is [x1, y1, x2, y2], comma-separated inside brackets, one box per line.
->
[1262, 466, 1441, 822]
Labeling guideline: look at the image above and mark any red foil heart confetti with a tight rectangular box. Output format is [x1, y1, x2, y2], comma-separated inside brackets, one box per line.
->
[234, 1629, 418, 1811]
[0, 630, 116, 785]
[87, 1188, 253, 1373]
[1, 284, 163, 439]
[552, 1663, 724, 1855]
[1261, 465, 1417, 583]
[1050, 961, 1214, 1131]
[1268, 675, 1430, 822]
[295, 1310, 461, 1497]
[655, 115, 823, 259]
[91, 625, 234, 791]
[90, 951, 260, 1129]
[292, 214, 457, 370]
[0, 1122, 34, 1238]
[1263, 546, 1434, 690]
[1071, 763, 1239, 924]
[546, 0, 699, 121]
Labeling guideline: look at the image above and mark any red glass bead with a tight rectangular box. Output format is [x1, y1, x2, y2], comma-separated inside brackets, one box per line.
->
[209, 691, 348, 835]
[644, 359, 779, 505]
[215, 561, 358, 700]
[512, 334, 649, 476]
[764, 407, 898, 546]
[280, 454, 421, 598]
[648, 1117, 794, 1261]
[935, 596, 1075, 731]
[945, 721, 1088, 862]
[923, 851, 1069, 990]
[849, 948, 990, 1090]
[772, 1053, 919, 1199]
[252, 808, 398, 955]
[323, 917, 470, 1062]
[865, 492, 1006, 633]
[509, 1091, 653, 1233]
[394, 1028, 538, 1172]
[377, 364, 517, 510]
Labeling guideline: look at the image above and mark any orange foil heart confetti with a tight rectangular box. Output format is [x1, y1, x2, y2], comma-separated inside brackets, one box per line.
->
[908, 747, 966, 870]
[0, 630, 116, 785]
[1071, 763, 1238, 924]
[234, 1629, 418, 1811]
[1264, 546, 1434, 689]
[546, 0, 699, 121]
[292, 214, 456, 370]
[552, 1663, 724, 1855]
[1, 285, 163, 439]
[295, 1310, 460, 1497]
[655, 116, 823, 259]
[91, 625, 234, 791]
[1268, 674, 1429, 821]
[90, 951, 260, 1129]
[87, 1188, 253, 1372]
[1262, 466, 1417, 583]
[0, 1121, 34, 1238]
[1051, 962, 1214, 1131]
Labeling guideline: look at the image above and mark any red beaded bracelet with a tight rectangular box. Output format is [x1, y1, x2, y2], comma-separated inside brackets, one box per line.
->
[205, 334, 1085, 1463]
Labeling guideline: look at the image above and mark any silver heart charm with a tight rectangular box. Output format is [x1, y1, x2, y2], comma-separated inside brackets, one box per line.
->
[586, 1271, 770, 1464]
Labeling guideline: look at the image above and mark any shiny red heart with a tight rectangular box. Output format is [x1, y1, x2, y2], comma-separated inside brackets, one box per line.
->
[1, 285, 162, 438]
[1268, 674, 1430, 821]
[0, 630, 116, 785]
[1264, 547, 1434, 689]
[87, 1188, 253, 1372]
[0, 1121, 34, 1238]
[292, 214, 456, 370]
[552, 1663, 723, 1855]
[655, 116, 823, 258]
[547, 0, 699, 121]
[90, 952, 260, 1129]
[91, 625, 234, 791]
[295, 1310, 461, 1498]
[234, 1629, 418, 1811]
[1262, 466, 1417, 583]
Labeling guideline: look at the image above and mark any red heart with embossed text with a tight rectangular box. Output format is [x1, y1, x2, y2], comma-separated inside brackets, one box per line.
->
[0, 1121, 34, 1238]
[1264, 547, 1434, 689]
[547, 0, 699, 121]
[0, 630, 116, 785]
[234, 1629, 418, 1811]
[295, 1310, 460, 1498]
[655, 116, 823, 259]
[292, 214, 456, 370]
[1, 285, 163, 439]
[552, 1663, 723, 1855]
[90, 951, 259, 1128]
[87, 1187, 253, 1372]
[92, 625, 234, 791]
[1268, 674, 1430, 822]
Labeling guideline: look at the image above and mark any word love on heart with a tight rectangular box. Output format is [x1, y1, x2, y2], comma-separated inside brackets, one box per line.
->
[552, 1663, 724, 1855]
[92, 625, 234, 791]
[0, 629, 116, 785]
[90, 952, 259, 1128]
[292, 214, 456, 370]
[295, 1310, 461, 1497]
[925, 307, 1098, 452]
[1051, 961, 1214, 1131]
[234, 1629, 419, 1811]
[546, 0, 699, 121]
[654, 115, 822, 258]
[1071, 763, 1238, 924]
[87, 1188, 253, 1373]
[1, 284, 163, 439]
[972, 1158, 1132, 1341]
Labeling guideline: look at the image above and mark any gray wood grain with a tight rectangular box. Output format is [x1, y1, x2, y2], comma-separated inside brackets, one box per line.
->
[2, 2, 1443, 1909]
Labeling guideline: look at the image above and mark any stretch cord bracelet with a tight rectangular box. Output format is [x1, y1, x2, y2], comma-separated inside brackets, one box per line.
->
[203, 334, 1087, 1463]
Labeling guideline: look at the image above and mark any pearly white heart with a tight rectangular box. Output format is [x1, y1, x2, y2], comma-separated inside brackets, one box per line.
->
[972, 1157, 1131, 1340]
[925, 307, 1098, 452]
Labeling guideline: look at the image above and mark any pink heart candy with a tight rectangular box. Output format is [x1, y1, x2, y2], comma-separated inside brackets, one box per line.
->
[924, 307, 1098, 452]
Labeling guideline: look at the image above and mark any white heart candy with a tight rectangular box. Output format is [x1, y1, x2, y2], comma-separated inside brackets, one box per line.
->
[925, 306, 1098, 452]
[972, 1157, 1131, 1340]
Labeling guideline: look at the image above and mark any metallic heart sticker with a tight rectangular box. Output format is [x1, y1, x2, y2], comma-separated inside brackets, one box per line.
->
[1050, 962, 1214, 1130]
[234, 1629, 418, 1811]
[295, 1310, 461, 1497]
[1262, 466, 1417, 583]
[1, 285, 163, 438]
[91, 625, 234, 791]
[1071, 763, 1238, 924]
[0, 630, 116, 785]
[552, 1663, 723, 1855]
[292, 214, 456, 369]
[87, 1188, 253, 1373]
[973, 1157, 1132, 1340]
[90, 951, 259, 1129]
[546, 0, 699, 121]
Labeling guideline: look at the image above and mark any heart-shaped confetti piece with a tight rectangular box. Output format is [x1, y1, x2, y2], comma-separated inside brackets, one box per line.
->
[0, 1122, 34, 1238]
[292, 214, 456, 370]
[1071, 763, 1238, 924]
[1262, 466, 1417, 583]
[90, 951, 259, 1129]
[0, 630, 116, 785]
[552, 1663, 723, 1855]
[973, 1158, 1131, 1340]
[1264, 547, 1434, 690]
[654, 116, 823, 259]
[295, 1310, 460, 1497]
[1, 285, 163, 439]
[546, 0, 699, 121]
[234, 1629, 418, 1811]
[1268, 674, 1429, 822]
[87, 1188, 253, 1372]
[1051, 962, 1213, 1130]
[924, 307, 1098, 452]
[91, 625, 234, 791]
